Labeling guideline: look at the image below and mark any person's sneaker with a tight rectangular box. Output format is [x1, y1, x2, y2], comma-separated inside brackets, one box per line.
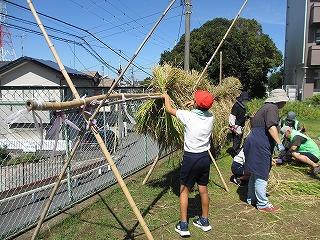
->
[230, 175, 241, 186]
[247, 200, 257, 207]
[275, 157, 283, 164]
[312, 165, 320, 175]
[258, 204, 280, 213]
[192, 216, 212, 232]
[175, 221, 190, 237]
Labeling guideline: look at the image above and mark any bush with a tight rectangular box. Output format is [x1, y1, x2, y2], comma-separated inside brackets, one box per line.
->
[281, 101, 320, 120]
[247, 99, 320, 120]
[0, 146, 11, 165]
[6, 152, 43, 166]
[247, 98, 264, 116]
[305, 94, 320, 106]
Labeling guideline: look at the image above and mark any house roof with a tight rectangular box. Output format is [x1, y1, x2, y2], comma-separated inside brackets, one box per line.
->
[98, 77, 116, 87]
[0, 56, 94, 79]
[85, 71, 100, 78]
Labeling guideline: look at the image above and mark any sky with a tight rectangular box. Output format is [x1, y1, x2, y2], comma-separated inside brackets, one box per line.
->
[5, 0, 287, 81]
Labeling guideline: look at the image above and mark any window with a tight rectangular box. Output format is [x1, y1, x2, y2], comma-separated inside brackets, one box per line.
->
[314, 70, 320, 90]
[316, 29, 320, 45]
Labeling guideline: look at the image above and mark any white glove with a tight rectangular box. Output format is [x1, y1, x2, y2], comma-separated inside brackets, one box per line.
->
[234, 125, 243, 135]
[230, 125, 243, 135]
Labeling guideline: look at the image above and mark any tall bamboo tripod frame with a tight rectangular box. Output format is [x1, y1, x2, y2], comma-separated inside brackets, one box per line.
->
[142, 0, 249, 189]
[27, 0, 177, 239]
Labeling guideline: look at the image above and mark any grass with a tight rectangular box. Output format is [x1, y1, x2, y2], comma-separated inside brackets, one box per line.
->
[38, 120, 320, 240]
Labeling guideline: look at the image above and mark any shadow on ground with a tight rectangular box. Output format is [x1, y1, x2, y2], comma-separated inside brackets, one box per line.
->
[236, 185, 248, 203]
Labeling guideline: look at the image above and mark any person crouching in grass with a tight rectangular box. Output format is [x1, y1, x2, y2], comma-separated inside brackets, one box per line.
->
[280, 126, 320, 175]
[162, 90, 214, 237]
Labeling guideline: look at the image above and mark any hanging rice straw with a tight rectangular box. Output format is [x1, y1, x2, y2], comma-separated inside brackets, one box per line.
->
[135, 64, 211, 150]
[210, 77, 242, 155]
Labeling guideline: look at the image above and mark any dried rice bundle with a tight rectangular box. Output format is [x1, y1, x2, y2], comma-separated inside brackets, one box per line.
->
[135, 64, 211, 151]
[212, 77, 242, 101]
[210, 100, 234, 155]
[210, 77, 243, 155]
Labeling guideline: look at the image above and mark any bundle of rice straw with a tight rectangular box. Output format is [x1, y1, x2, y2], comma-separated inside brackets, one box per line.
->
[135, 64, 211, 151]
[210, 77, 242, 155]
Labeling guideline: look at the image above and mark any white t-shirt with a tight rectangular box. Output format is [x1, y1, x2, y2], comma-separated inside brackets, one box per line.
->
[233, 149, 245, 165]
[176, 109, 214, 153]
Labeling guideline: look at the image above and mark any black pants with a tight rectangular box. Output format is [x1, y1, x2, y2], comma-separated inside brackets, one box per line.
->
[232, 133, 243, 155]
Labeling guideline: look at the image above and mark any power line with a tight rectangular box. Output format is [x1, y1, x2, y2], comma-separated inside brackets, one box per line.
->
[5, 14, 152, 77]
[72, 0, 170, 48]
[66, 42, 89, 72]
[1, 12, 122, 74]
[4, 22, 120, 75]
[87, 8, 179, 35]
[3, 0, 152, 77]
[90, 14, 183, 42]
[1, 13, 118, 73]
[176, 2, 184, 44]
[103, 0, 172, 46]
[4, 22, 80, 45]
[2, 13, 80, 39]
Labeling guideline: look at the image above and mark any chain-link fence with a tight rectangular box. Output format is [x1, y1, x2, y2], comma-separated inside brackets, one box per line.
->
[0, 86, 164, 239]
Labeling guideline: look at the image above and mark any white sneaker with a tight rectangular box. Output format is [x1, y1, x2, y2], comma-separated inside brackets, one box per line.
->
[193, 216, 212, 232]
[175, 221, 191, 237]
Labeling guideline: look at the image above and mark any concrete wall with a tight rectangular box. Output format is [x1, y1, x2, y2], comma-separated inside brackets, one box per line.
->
[284, 0, 307, 87]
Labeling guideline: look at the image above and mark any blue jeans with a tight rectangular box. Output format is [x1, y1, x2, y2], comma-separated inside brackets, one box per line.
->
[246, 173, 270, 209]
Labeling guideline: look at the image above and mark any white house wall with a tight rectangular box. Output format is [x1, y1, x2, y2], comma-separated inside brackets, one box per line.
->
[1, 61, 61, 86]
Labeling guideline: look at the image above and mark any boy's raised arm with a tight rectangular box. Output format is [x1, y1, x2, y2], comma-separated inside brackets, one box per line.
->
[162, 93, 177, 116]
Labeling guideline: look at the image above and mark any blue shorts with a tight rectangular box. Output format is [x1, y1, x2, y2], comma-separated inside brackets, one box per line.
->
[231, 161, 244, 177]
[180, 151, 211, 188]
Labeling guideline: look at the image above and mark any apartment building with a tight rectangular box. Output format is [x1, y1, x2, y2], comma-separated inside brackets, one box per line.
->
[284, 0, 320, 99]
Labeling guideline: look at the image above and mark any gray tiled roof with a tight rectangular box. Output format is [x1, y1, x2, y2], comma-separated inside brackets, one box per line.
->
[0, 57, 91, 78]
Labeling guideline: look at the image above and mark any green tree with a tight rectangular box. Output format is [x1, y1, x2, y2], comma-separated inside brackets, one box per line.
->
[268, 66, 284, 91]
[160, 18, 282, 98]
[140, 76, 152, 87]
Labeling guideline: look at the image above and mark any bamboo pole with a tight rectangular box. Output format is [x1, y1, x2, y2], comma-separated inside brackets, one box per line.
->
[207, 150, 230, 192]
[88, 0, 177, 123]
[219, 51, 223, 85]
[31, 135, 82, 240]
[27, 1, 162, 239]
[193, 0, 249, 90]
[25, 3, 80, 99]
[142, 155, 160, 185]
[26, 93, 162, 111]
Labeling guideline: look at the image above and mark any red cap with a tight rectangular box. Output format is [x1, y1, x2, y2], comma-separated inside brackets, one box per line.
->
[194, 90, 214, 110]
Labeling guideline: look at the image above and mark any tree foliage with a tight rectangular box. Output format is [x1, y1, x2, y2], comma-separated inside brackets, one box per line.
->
[268, 66, 284, 91]
[140, 76, 152, 87]
[160, 18, 282, 98]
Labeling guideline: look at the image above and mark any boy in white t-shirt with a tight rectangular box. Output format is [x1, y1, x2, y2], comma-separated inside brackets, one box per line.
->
[162, 90, 214, 237]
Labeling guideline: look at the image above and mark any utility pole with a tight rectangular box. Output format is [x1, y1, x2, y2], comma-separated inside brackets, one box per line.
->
[0, 0, 16, 61]
[184, 0, 191, 72]
[131, 67, 135, 87]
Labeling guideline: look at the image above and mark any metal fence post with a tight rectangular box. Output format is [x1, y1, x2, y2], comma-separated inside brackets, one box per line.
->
[63, 122, 73, 202]
[62, 88, 73, 202]
[102, 89, 107, 143]
[145, 134, 148, 163]
[22, 162, 25, 186]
